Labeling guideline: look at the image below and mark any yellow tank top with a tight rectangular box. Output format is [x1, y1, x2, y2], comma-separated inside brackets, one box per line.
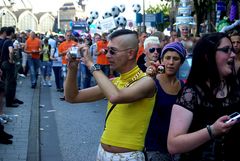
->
[101, 66, 156, 150]
[42, 45, 49, 61]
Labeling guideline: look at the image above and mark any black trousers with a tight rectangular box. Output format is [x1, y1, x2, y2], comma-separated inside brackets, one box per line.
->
[1, 61, 17, 105]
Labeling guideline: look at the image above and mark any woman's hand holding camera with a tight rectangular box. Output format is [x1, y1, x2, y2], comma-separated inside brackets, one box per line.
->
[146, 61, 165, 77]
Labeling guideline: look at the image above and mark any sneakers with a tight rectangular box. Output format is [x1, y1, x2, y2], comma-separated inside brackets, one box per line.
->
[13, 98, 24, 104]
[47, 81, 52, 87]
[31, 83, 36, 89]
[0, 118, 7, 124]
[6, 103, 19, 108]
[0, 114, 13, 123]
[18, 73, 26, 78]
[42, 81, 47, 86]
[0, 130, 13, 144]
[0, 138, 12, 144]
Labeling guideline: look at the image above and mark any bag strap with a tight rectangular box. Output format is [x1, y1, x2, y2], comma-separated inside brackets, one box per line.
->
[104, 104, 116, 129]
[103, 72, 144, 130]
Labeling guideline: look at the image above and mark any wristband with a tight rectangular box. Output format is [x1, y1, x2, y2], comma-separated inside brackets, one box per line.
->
[206, 125, 214, 140]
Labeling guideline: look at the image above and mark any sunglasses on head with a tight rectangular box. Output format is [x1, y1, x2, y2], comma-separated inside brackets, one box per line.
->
[216, 46, 235, 54]
[148, 47, 161, 54]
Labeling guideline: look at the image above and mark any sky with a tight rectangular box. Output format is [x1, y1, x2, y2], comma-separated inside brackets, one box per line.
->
[85, 0, 162, 20]
[10, 0, 163, 19]
[6, 0, 68, 13]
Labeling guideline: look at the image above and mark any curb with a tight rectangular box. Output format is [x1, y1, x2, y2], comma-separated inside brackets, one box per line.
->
[27, 79, 40, 161]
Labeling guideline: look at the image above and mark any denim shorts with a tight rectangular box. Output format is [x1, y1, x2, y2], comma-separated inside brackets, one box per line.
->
[41, 61, 52, 77]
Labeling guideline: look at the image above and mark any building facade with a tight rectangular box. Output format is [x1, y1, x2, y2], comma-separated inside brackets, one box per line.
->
[0, 7, 55, 33]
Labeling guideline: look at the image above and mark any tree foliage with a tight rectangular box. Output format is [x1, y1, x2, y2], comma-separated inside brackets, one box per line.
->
[145, 3, 171, 31]
[146, 3, 170, 15]
[192, 0, 230, 35]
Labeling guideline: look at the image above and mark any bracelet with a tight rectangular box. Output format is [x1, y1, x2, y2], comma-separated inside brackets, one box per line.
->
[206, 125, 214, 140]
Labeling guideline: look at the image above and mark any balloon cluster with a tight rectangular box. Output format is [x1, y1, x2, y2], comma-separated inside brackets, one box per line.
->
[87, 3, 141, 30]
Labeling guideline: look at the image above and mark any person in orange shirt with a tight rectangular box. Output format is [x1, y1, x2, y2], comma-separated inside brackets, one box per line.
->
[136, 31, 148, 61]
[58, 30, 77, 100]
[24, 31, 42, 88]
[96, 33, 110, 77]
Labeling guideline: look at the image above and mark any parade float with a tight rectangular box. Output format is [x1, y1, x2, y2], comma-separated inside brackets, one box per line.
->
[175, 0, 195, 31]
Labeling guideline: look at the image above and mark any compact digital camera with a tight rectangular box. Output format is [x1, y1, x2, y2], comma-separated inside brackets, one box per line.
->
[69, 46, 80, 58]
[157, 65, 165, 74]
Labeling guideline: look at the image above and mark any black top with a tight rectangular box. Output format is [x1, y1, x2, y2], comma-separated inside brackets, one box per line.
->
[137, 53, 147, 72]
[0, 38, 6, 62]
[1, 39, 13, 62]
[176, 84, 240, 161]
[145, 79, 184, 153]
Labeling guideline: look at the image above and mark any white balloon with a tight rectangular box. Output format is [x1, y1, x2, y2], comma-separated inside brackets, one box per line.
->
[116, 16, 127, 28]
[132, 4, 141, 13]
[111, 6, 120, 18]
[119, 4, 126, 13]
[96, 21, 102, 30]
[87, 17, 93, 25]
[90, 11, 99, 20]
[102, 12, 112, 19]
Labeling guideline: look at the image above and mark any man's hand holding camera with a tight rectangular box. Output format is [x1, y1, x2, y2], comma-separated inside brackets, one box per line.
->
[67, 44, 93, 69]
[77, 44, 93, 67]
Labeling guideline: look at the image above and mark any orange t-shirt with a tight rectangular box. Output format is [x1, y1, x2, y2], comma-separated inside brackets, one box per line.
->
[136, 44, 144, 61]
[96, 40, 109, 65]
[25, 37, 41, 59]
[58, 40, 77, 65]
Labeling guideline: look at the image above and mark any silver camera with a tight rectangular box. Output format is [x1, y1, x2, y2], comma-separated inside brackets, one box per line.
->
[157, 65, 165, 74]
[69, 46, 80, 58]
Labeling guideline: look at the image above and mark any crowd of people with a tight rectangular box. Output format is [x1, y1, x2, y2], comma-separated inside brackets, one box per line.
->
[0, 23, 239, 161]
[63, 26, 240, 161]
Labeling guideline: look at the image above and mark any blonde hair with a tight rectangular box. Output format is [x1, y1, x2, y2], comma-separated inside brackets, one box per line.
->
[144, 36, 160, 49]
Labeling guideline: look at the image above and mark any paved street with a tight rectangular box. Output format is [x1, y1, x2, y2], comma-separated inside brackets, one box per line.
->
[40, 80, 106, 161]
[0, 75, 107, 161]
[0, 76, 37, 161]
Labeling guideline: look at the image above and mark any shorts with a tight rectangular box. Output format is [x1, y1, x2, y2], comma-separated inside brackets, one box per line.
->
[21, 52, 28, 66]
[96, 144, 145, 161]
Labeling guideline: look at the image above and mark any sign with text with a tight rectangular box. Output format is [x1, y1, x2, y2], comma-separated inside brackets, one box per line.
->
[100, 17, 116, 32]
[145, 14, 156, 22]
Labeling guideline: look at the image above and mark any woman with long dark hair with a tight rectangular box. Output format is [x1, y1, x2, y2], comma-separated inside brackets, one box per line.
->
[167, 32, 240, 161]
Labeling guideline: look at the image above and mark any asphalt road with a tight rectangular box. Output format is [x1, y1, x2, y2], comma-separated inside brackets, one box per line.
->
[40, 85, 107, 161]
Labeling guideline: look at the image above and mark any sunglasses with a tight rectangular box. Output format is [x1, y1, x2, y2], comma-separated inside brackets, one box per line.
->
[216, 46, 235, 54]
[148, 47, 161, 54]
[106, 47, 132, 55]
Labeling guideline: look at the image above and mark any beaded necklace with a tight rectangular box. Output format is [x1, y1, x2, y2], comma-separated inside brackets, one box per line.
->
[115, 69, 145, 88]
